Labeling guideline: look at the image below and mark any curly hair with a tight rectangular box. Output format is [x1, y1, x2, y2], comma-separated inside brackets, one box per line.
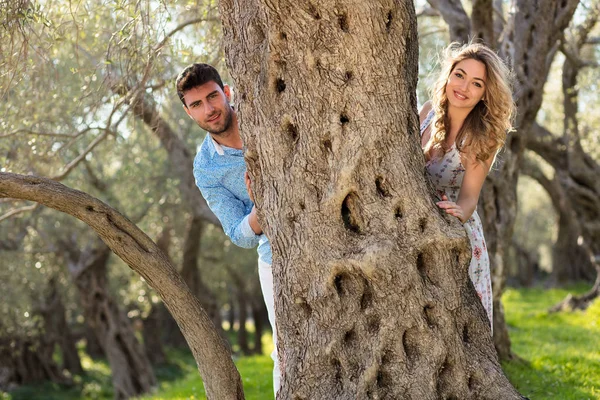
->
[424, 43, 516, 165]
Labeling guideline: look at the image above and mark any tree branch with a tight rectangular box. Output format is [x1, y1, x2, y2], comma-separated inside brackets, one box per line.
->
[0, 172, 244, 399]
[426, 0, 471, 43]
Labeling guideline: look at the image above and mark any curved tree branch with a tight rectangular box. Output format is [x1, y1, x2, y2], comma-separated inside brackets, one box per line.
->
[0, 172, 244, 399]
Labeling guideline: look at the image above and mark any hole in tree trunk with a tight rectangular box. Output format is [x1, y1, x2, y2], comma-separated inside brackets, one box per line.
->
[385, 11, 393, 32]
[341, 192, 363, 233]
[308, 3, 321, 19]
[344, 71, 353, 83]
[280, 31, 287, 40]
[285, 121, 299, 142]
[423, 303, 436, 328]
[338, 12, 349, 32]
[360, 283, 373, 310]
[402, 329, 419, 365]
[275, 78, 286, 93]
[394, 203, 403, 219]
[333, 273, 347, 296]
[462, 324, 470, 344]
[343, 328, 356, 346]
[419, 217, 427, 233]
[375, 176, 391, 198]
[340, 113, 350, 124]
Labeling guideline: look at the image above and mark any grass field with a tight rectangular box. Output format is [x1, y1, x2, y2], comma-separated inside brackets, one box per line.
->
[3, 286, 599, 400]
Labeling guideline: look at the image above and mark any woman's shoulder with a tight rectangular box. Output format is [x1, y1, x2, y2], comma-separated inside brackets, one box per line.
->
[418, 101, 433, 123]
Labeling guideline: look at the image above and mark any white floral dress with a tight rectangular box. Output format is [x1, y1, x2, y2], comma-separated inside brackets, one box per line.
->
[420, 110, 493, 328]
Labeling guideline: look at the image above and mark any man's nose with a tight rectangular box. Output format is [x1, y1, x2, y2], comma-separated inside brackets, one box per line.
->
[204, 102, 215, 113]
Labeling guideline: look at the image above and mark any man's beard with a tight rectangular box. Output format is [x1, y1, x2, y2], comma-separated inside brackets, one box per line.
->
[203, 104, 233, 135]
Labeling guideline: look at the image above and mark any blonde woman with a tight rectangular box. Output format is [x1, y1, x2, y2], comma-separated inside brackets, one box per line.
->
[419, 43, 515, 328]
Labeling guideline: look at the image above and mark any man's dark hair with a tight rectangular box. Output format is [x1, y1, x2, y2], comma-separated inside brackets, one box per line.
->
[176, 63, 224, 107]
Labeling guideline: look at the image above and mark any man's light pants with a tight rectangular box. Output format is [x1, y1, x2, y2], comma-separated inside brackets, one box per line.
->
[258, 260, 280, 395]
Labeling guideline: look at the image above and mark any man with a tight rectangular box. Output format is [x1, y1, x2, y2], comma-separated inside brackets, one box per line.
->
[176, 63, 280, 394]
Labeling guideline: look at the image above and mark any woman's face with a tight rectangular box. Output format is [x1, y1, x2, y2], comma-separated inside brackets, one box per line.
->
[445, 58, 487, 111]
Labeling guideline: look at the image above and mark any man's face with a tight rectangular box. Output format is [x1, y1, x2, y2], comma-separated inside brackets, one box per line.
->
[183, 81, 233, 135]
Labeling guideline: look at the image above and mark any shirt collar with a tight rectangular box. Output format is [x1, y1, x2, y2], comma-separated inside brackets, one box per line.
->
[209, 135, 225, 156]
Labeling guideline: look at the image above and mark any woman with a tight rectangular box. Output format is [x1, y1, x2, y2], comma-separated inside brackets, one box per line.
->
[419, 43, 515, 328]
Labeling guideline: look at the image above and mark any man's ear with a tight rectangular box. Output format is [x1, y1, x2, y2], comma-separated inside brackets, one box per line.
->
[223, 84, 231, 102]
[183, 103, 192, 118]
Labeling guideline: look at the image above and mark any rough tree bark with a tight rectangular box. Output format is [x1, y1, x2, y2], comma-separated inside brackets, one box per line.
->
[0, 173, 244, 399]
[61, 241, 157, 399]
[221, 1, 521, 398]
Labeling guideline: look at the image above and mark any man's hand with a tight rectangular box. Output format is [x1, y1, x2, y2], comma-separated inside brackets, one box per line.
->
[248, 205, 262, 234]
[244, 171, 254, 202]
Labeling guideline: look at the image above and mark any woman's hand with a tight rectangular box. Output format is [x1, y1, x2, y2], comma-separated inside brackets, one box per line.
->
[436, 194, 466, 223]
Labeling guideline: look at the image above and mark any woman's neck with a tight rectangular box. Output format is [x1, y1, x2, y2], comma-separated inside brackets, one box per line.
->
[447, 105, 472, 138]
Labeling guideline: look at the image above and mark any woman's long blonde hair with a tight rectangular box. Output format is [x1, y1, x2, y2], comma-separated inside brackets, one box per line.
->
[425, 43, 516, 165]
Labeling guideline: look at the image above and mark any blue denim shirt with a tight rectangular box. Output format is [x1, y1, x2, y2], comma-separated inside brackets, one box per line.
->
[193, 134, 272, 265]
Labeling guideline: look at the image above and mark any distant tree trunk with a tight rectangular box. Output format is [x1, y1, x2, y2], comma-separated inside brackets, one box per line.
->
[510, 239, 538, 287]
[85, 324, 105, 359]
[160, 216, 224, 348]
[221, 1, 521, 398]
[521, 158, 595, 285]
[63, 242, 156, 399]
[250, 301, 266, 355]
[142, 306, 167, 365]
[180, 217, 223, 334]
[0, 334, 71, 390]
[227, 299, 236, 332]
[38, 278, 84, 375]
[237, 293, 250, 355]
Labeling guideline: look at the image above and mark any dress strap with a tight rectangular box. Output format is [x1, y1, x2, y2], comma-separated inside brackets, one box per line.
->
[419, 109, 435, 137]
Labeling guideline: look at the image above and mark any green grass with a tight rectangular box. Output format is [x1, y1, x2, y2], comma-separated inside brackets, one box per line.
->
[501, 285, 600, 400]
[2, 287, 599, 399]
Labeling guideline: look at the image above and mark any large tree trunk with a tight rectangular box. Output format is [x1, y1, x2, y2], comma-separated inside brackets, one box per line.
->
[63, 242, 157, 399]
[221, 1, 521, 398]
[0, 174, 245, 399]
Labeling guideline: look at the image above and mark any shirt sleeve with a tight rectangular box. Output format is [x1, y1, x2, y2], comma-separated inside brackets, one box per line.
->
[194, 169, 261, 249]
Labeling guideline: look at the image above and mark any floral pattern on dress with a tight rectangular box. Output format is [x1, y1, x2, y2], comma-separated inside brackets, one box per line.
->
[420, 110, 494, 329]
